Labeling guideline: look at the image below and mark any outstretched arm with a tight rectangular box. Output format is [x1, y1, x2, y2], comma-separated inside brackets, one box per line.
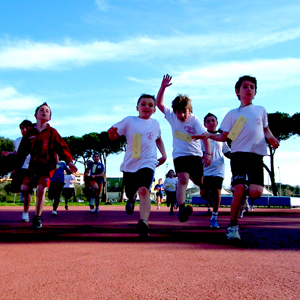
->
[264, 126, 279, 149]
[192, 131, 229, 142]
[155, 137, 167, 167]
[108, 127, 120, 140]
[156, 74, 172, 113]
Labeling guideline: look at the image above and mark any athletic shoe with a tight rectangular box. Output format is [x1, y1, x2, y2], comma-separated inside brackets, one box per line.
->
[21, 212, 29, 223]
[137, 219, 149, 238]
[52, 210, 57, 215]
[89, 198, 95, 206]
[250, 205, 255, 211]
[32, 215, 42, 229]
[226, 225, 241, 240]
[95, 206, 99, 213]
[174, 202, 178, 210]
[157, 206, 160, 209]
[90, 208, 95, 213]
[178, 205, 193, 222]
[239, 210, 244, 218]
[125, 198, 136, 215]
[65, 205, 68, 210]
[210, 217, 219, 228]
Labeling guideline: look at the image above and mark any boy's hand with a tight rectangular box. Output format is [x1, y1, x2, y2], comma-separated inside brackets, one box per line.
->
[156, 156, 167, 167]
[68, 162, 78, 173]
[268, 137, 279, 150]
[161, 74, 172, 89]
[192, 132, 211, 141]
[203, 153, 212, 167]
[108, 127, 120, 140]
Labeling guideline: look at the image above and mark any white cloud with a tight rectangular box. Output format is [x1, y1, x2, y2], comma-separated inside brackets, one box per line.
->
[94, 0, 109, 12]
[1, 26, 300, 70]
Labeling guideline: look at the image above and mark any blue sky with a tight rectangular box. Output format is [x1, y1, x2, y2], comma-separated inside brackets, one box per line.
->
[1, 0, 299, 188]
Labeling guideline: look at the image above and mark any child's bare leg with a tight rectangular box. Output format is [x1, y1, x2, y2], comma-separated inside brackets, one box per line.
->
[248, 184, 263, 200]
[213, 189, 221, 213]
[138, 187, 151, 222]
[21, 185, 31, 213]
[231, 184, 245, 221]
[176, 172, 189, 206]
[35, 184, 47, 216]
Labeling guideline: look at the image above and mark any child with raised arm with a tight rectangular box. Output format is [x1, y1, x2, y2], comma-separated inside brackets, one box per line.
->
[156, 74, 211, 222]
[108, 94, 167, 238]
[14, 102, 77, 229]
[193, 75, 279, 240]
[200, 113, 231, 229]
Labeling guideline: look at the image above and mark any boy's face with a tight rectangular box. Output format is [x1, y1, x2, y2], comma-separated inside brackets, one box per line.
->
[235, 80, 256, 102]
[204, 116, 218, 132]
[35, 105, 51, 121]
[169, 171, 174, 178]
[93, 154, 100, 163]
[20, 126, 29, 137]
[136, 97, 156, 119]
[175, 109, 191, 122]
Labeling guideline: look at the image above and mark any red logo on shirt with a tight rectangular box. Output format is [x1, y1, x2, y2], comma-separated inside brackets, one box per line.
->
[184, 126, 196, 134]
[147, 132, 153, 140]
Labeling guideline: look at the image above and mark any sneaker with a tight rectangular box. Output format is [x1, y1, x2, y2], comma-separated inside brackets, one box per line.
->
[90, 208, 95, 213]
[89, 198, 95, 206]
[95, 206, 99, 213]
[125, 200, 135, 215]
[65, 205, 68, 210]
[52, 210, 57, 215]
[178, 205, 193, 222]
[137, 219, 149, 238]
[250, 205, 255, 211]
[32, 215, 42, 229]
[210, 217, 219, 228]
[226, 225, 241, 240]
[21, 212, 29, 222]
[239, 210, 244, 218]
[174, 202, 178, 210]
[157, 206, 160, 210]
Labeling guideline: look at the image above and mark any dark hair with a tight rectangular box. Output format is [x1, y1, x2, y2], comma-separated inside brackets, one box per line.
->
[19, 119, 33, 128]
[35, 102, 52, 116]
[204, 113, 218, 123]
[137, 94, 156, 105]
[235, 75, 257, 99]
[166, 169, 176, 178]
[171, 94, 193, 113]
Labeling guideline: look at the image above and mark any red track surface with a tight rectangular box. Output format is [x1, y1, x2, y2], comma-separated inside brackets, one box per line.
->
[1, 205, 300, 299]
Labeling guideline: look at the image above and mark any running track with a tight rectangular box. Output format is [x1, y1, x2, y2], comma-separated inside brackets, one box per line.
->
[1, 205, 300, 299]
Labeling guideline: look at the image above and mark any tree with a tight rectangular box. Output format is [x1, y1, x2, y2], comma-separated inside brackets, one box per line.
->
[0, 137, 15, 177]
[266, 112, 294, 196]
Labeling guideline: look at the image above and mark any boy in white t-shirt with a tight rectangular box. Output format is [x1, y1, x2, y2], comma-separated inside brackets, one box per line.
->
[193, 75, 279, 240]
[108, 94, 167, 238]
[200, 113, 230, 229]
[156, 74, 211, 223]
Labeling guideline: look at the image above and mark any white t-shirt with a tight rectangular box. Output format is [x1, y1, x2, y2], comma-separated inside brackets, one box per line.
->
[113, 116, 161, 173]
[64, 174, 76, 188]
[14, 137, 31, 169]
[201, 139, 230, 178]
[220, 104, 268, 156]
[163, 177, 178, 192]
[164, 106, 206, 159]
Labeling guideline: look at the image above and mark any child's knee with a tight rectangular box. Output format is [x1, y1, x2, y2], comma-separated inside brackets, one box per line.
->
[138, 186, 149, 197]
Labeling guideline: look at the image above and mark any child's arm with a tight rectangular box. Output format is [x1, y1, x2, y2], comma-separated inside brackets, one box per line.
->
[202, 139, 212, 167]
[67, 162, 77, 174]
[264, 126, 279, 149]
[108, 127, 120, 140]
[156, 74, 172, 113]
[155, 136, 167, 167]
[192, 131, 229, 142]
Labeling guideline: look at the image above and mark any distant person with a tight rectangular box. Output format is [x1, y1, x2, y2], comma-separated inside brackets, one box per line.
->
[49, 157, 72, 215]
[193, 76, 279, 240]
[14, 102, 77, 229]
[108, 94, 167, 238]
[62, 172, 77, 209]
[84, 153, 105, 213]
[200, 113, 231, 229]
[154, 178, 164, 209]
[156, 74, 211, 223]
[2, 119, 33, 222]
[163, 170, 178, 214]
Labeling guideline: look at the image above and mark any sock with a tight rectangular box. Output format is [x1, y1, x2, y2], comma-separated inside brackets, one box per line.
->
[212, 212, 218, 217]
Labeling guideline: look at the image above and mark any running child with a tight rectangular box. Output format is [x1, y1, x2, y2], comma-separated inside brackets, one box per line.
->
[156, 74, 211, 222]
[193, 75, 279, 240]
[84, 153, 105, 213]
[163, 170, 178, 215]
[200, 113, 231, 228]
[14, 102, 77, 229]
[108, 94, 167, 238]
[154, 178, 164, 209]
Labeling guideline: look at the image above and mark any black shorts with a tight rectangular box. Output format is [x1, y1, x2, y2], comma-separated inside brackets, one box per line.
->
[123, 168, 154, 199]
[48, 182, 65, 200]
[200, 176, 223, 190]
[231, 152, 264, 187]
[10, 169, 29, 193]
[173, 156, 203, 185]
[62, 188, 75, 199]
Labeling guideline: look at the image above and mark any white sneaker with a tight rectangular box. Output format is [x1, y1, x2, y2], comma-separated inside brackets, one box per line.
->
[21, 212, 29, 222]
[226, 225, 241, 240]
[89, 198, 95, 206]
[52, 210, 57, 215]
[90, 209, 95, 213]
